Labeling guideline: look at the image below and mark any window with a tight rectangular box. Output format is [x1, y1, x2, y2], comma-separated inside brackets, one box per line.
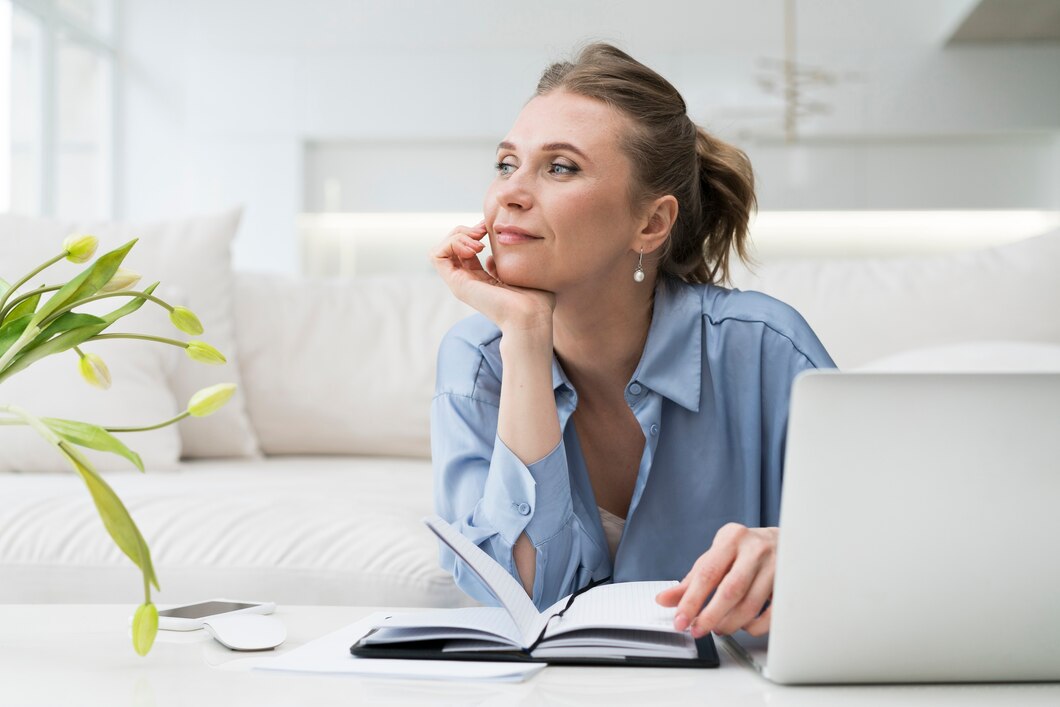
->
[5, 0, 116, 218]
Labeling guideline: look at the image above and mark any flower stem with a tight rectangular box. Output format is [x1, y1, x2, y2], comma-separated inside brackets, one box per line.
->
[90, 333, 189, 349]
[0, 408, 191, 432]
[0, 284, 61, 323]
[106, 411, 190, 433]
[0, 253, 65, 314]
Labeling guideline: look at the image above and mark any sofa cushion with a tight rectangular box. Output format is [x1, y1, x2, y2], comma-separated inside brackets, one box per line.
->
[235, 273, 472, 457]
[729, 229, 1060, 369]
[0, 457, 474, 608]
[0, 210, 261, 459]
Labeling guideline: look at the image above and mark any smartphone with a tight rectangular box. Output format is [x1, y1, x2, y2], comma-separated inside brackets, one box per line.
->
[155, 599, 276, 631]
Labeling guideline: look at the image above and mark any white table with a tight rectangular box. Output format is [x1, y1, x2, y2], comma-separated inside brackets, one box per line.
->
[1, 605, 1057, 706]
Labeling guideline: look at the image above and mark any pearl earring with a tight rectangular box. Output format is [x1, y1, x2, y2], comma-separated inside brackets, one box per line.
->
[633, 248, 645, 283]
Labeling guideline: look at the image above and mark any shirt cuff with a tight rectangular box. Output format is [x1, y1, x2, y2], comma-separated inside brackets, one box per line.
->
[482, 436, 573, 546]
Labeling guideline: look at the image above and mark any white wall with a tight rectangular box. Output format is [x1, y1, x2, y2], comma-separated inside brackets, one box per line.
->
[119, 0, 1060, 273]
[745, 134, 1059, 210]
[303, 140, 496, 213]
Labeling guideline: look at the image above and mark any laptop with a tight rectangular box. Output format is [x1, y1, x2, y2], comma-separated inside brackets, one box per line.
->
[723, 371, 1060, 684]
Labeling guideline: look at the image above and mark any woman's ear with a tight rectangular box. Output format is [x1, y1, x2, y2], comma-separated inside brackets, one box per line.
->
[638, 194, 678, 254]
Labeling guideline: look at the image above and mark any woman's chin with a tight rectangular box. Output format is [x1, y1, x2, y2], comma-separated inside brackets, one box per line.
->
[495, 260, 549, 290]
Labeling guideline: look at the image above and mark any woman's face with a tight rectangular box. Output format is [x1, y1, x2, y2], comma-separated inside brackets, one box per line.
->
[484, 89, 643, 292]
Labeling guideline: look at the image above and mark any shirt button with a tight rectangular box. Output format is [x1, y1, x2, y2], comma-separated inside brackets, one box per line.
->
[649, 424, 659, 436]
[629, 382, 643, 396]
[516, 502, 531, 515]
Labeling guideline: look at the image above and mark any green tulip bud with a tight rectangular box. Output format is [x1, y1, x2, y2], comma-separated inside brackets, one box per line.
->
[170, 306, 204, 335]
[99, 268, 142, 294]
[62, 233, 99, 264]
[188, 383, 237, 417]
[185, 340, 226, 365]
[78, 352, 112, 390]
[132, 602, 158, 656]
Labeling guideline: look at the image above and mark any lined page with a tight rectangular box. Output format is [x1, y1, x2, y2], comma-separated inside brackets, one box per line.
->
[424, 516, 547, 646]
[542, 581, 679, 639]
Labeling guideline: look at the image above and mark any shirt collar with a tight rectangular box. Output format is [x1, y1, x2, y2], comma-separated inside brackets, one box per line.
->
[550, 276, 703, 412]
[631, 276, 703, 412]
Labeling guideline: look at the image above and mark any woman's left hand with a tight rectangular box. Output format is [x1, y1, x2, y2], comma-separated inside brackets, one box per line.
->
[655, 523, 778, 637]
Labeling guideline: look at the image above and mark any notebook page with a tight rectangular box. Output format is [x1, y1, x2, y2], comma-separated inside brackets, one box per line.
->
[542, 580, 679, 639]
[424, 515, 549, 646]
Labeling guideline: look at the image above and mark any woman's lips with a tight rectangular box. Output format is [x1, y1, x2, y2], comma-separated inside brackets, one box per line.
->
[493, 225, 542, 245]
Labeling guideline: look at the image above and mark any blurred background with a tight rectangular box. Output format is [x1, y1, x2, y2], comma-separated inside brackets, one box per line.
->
[2, 0, 1059, 274]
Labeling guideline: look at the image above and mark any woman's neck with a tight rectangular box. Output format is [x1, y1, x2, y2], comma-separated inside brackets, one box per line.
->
[552, 274, 656, 395]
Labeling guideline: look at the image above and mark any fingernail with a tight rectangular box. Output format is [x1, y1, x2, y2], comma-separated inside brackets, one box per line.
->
[691, 625, 708, 639]
[673, 614, 689, 632]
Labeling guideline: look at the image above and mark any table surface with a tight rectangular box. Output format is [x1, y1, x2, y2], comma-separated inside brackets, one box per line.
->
[2, 604, 1058, 706]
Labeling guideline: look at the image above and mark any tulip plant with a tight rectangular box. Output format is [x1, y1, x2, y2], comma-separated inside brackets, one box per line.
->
[0, 235, 236, 656]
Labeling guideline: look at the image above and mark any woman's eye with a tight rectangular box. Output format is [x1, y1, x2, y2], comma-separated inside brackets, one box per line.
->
[549, 163, 577, 175]
[494, 161, 516, 175]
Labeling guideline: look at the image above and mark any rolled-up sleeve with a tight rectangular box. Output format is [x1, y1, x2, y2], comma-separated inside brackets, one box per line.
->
[431, 325, 590, 609]
[483, 437, 571, 545]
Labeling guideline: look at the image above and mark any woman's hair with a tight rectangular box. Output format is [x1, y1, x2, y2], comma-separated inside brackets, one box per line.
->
[535, 42, 756, 285]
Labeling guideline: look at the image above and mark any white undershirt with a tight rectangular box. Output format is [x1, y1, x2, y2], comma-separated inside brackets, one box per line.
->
[597, 506, 626, 561]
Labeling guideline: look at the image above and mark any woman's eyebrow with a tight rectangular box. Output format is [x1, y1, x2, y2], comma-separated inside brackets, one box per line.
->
[496, 140, 589, 161]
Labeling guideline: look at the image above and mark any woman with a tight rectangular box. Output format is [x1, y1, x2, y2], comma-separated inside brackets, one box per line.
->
[430, 43, 834, 639]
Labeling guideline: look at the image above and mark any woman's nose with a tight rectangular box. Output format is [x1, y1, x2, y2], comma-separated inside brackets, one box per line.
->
[494, 170, 533, 211]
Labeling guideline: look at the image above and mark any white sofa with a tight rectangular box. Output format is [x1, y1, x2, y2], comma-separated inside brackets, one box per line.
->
[1, 213, 1058, 608]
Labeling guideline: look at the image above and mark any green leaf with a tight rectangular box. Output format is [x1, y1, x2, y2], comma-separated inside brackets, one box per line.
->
[58, 441, 160, 591]
[132, 603, 158, 656]
[0, 277, 9, 300]
[0, 314, 32, 360]
[31, 239, 137, 328]
[30, 312, 107, 347]
[42, 418, 145, 472]
[6, 290, 42, 324]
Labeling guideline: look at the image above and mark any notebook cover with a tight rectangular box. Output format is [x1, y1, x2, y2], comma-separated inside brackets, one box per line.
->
[350, 633, 719, 668]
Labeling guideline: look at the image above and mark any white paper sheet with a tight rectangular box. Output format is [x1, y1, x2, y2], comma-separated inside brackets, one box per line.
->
[253, 612, 545, 683]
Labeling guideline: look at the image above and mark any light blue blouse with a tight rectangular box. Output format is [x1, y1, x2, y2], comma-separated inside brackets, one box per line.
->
[431, 275, 835, 610]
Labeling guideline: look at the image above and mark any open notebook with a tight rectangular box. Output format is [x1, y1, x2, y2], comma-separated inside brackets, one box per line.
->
[350, 516, 718, 667]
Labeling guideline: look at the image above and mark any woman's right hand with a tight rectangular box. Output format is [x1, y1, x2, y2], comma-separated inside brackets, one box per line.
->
[431, 220, 556, 333]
